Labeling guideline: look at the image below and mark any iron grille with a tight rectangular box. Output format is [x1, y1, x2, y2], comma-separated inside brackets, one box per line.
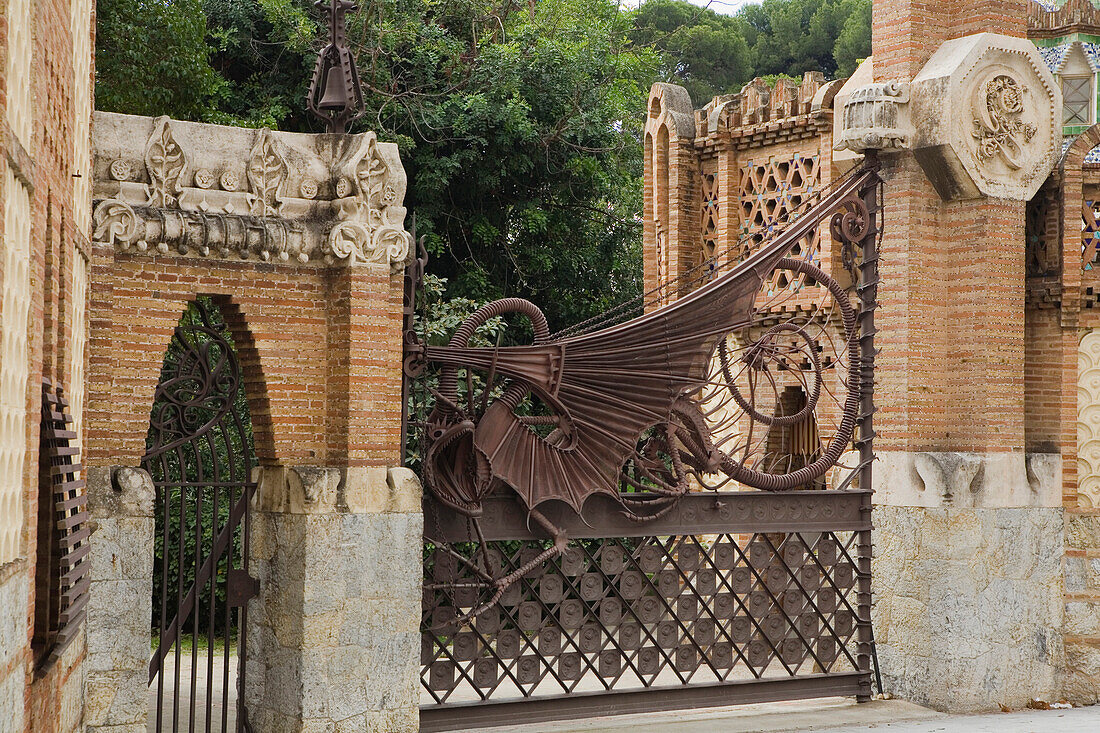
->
[34, 379, 91, 665]
[421, 491, 872, 730]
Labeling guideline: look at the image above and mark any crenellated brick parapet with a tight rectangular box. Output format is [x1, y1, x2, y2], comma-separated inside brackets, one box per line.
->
[1028, 0, 1100, 39]
[643, 72, 844, 310]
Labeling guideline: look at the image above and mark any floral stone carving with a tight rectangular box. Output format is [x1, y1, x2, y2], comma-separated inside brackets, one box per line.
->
[91, 111, 412, 267]
[971, 74, 1036, 170]
[908, 32, 1060, 201]
[145, 117, 187, 208]
[247, 128, 287, 216]
[321, 132, 412, 266]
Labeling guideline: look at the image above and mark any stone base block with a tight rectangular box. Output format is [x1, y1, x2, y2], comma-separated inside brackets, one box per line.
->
[246, 468, 422, 732]
[872, 505, 1064, 711]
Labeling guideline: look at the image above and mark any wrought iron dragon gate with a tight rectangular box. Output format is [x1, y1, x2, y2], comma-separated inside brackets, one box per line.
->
[405, 159, 882, 730]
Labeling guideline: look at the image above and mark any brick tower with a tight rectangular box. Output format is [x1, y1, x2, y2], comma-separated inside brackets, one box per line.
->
[867, 0, 1066, 710]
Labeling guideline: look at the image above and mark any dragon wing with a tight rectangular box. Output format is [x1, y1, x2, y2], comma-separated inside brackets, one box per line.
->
[454, 169, 876, 513]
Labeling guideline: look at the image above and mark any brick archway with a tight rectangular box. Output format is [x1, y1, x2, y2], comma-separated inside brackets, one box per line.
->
[84, 253, 403, 469]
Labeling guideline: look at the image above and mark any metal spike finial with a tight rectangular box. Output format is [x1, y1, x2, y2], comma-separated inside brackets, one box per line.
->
[307, 0, 365, 133]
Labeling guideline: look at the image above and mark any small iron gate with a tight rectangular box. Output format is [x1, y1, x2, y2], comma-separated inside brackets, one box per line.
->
[421, 491, 872, 730]
[144, 300, 257, 733]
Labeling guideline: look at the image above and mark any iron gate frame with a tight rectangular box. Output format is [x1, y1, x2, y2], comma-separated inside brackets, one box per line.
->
[412, 157, 881, 729]
[143, 299, 258, 733]
[421, 489, 873, 731]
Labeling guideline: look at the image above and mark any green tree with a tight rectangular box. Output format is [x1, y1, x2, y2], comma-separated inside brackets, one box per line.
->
[736, 0, 870, 81]
[202, 0, 318, 128]
[359, 0, 654, 329]
[630, 0, 751, 103]
[95, 0, 224, 119]
[832, 0, 871, 77]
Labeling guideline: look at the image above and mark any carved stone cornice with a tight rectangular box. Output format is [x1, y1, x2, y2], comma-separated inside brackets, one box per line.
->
[92, 112, 413, 268]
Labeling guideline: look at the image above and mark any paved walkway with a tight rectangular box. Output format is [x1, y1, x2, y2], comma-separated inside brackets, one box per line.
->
[148, 657, 1098, 733]
[470, 697, 1099, 733]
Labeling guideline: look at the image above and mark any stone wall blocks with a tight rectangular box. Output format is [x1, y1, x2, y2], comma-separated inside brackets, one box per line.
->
[341, 466, 390, 514]
[84, 669, 149, 727]
[1065, 600, 1100, 635]
[89, 518, 155, 581]
[86, 581, 149, 667]
[1063, 642, 1100, 704]
[872, 506, 1063, 710]
[1067, 513, 1100, 550]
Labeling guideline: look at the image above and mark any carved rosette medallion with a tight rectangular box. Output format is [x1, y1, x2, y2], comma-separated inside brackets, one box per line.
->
[970, 73, 1037, 170]
[193, 168, 215, 189]
[109, 158, 133, 181]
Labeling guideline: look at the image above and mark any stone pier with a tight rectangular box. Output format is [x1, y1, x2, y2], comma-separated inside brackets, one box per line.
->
[85, 467, 156, 732]
[245, 466, 422, 732]
[864, 0, 1066, 711]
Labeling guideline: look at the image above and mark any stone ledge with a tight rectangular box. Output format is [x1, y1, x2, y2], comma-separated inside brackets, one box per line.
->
[875, 451, 1061, 508]
[254, 465, 421, 515]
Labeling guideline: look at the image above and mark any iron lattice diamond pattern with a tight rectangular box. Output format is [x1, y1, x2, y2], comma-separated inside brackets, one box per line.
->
[422, 531, 862, 703]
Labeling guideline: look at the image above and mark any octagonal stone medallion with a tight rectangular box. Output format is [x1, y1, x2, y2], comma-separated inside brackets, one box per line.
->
[910, 33, 1060, 201]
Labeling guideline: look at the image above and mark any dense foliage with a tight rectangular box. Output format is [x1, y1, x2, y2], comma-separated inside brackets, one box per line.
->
[96, 0, 869, 331]
[631, 0, 870, 102]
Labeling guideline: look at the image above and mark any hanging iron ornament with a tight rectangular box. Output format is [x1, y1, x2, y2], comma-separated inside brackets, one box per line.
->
[307, 0, 365, 133]
[405, 162, 881, 622]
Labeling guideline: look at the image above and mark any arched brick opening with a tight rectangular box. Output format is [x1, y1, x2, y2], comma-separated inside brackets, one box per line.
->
[83, 255, 344, 468]
[215, 297, 277, 467]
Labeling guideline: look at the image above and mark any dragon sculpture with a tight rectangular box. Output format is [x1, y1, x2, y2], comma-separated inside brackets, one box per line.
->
[404, 162, 879, 621]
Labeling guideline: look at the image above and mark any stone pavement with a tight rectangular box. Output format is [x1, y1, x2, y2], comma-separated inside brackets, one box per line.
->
[468, 697, 1100, 733]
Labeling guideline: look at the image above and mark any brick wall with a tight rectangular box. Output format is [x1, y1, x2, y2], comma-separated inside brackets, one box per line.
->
[0, 0, 94, 728]
[85, 252, 405, 470]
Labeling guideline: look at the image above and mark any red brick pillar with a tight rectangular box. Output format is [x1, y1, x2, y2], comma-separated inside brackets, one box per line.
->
[867, 0, 1065, 711]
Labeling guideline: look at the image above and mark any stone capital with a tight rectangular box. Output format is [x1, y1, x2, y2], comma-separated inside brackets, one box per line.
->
[92, 112, 413, 268]
[86, 466, 156, 519]
[874, 451, 1061, 508]
[254, 465, 422, 515]
[909, 33, 1060, 201]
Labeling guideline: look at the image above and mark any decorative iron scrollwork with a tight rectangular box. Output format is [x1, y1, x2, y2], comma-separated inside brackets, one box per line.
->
[407, 163, 881, 623]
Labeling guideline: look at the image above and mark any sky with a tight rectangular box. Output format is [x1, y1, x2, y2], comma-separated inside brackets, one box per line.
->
[687, 0, 760, 13]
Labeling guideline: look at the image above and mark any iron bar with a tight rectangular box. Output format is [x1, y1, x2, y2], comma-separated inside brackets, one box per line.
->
[420, 673, 865, 732]
[425, 491, 872, 542]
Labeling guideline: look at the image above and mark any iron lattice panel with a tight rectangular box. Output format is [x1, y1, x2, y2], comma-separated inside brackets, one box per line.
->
[422, 529, 863, 705]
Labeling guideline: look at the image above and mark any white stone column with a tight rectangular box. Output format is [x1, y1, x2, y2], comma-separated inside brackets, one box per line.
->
[245, 465, 422, 732]
[85, 467, 156, 732]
